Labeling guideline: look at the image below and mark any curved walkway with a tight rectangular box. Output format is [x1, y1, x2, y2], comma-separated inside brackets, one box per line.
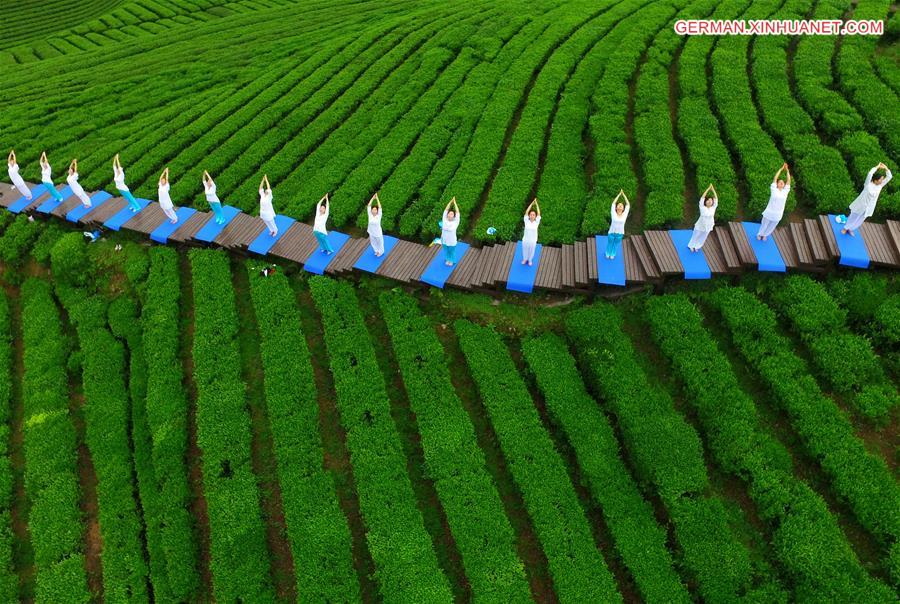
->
[3, 181, 898, 295]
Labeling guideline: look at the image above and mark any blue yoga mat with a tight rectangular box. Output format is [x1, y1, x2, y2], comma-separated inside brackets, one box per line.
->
[741, 222, 786, 272]
[669, 230, 711, 279]
[67, 191, 112, 223]
[150, 207, 197, 244]
[506, 242, 542, 293]
[827, 214, 870, 269]
[353, 235, 399, 273]
[248, 215, 297, 255]
[104, 198, 151, 231]
[304, 231, 351, 274]
[35, 185, 73, 214]
[595, 236, 626, 286]
[420, 242, 470, 288]
[193, 205, 241, 242]
[8, 184, 48, 213]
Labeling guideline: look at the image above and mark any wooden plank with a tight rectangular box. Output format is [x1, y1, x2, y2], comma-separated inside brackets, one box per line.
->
[268, 224, 308, 263]
[82, 197, 126, 227]
[50, 195, 85, 219]
[772, 227, 798, 269]
[409, 245, 440, 283]
[630, 235, 661, 279]
[714, 229, 741, 271]
[574, 240, 590, 287]
[860, 222, 900, 268]
[122, 203, 166, 235]
[171, 211, 213, 244]
[0, 181, 36, 208]
[886, 220, 900, 261]
[586, 238, 598, 281]
[473, 245, 498, 288]
[816, 215, 839, 259]
[560, 244, 575, 288]
[789, 222, 814, 267]
[494, 242, 517, 286]
[622, 238, 647, 283]
[727, 222, 756, 266]
[700, 233, 728, 275]
[804, 218, 831, 264]
[534, 246, 558, 290]
[644, 231, 684, 275]
[447, 247, 480, 287]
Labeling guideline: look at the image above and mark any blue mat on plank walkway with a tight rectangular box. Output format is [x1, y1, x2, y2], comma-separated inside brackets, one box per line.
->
[35, 185, 73, 214]
[8, 184, 48, 213]
[354, 235, 399, 273]
[304, 231, 351, 274]
[506, 242, 542, 293]
[827, 214, 870, 269]
[595, 235, 626, 286]
[150, 207, 197, 244]
[67, 191, 112, 223]
[249, 215, 297, 256]
[193, 205, 241, 243]
[104, 198, 151, 231]
[669, 230, 711, 279]
[421, 242, 470, 289]
[741, 222, 786, 272]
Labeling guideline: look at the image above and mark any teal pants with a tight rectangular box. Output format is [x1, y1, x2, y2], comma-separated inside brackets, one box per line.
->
[119, 188, 141, 212]
[210, 201, 225, 224]
[43, 181, 64, 202]
[444, 244, 457, 264]
[315, 231, 333, 253]
[606, 233, 623, 258]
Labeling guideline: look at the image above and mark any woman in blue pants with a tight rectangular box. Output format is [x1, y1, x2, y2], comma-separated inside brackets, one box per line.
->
[203, 170, 226, 225]
[39, 152, 65, 203]
[113, 154, 142, 212]
[313, 194, 333, 254]
[605, 189, 630, 259]
[441, 197, 460, 266]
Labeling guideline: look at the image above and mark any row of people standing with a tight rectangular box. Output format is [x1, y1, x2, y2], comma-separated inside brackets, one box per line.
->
[6, 153, 894, 262]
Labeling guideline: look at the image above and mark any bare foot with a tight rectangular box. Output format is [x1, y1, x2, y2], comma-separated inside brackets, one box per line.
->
[521, 259, 527, 265]
[847, 230, 855, 237]
[527, 260, 533, 266]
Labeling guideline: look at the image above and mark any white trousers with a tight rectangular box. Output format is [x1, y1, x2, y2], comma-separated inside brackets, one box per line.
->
[370, 234, 384, 255]
[162, 206, 177, 222]
[844, 211, 866, 232]
[11, 175, 30, 198]
[688, 228, 710, 250]
[757, 217, 779, 238]
[263, 217, 278, 235]
[522, 239, 537, 262]
[75, 190, 92, 207]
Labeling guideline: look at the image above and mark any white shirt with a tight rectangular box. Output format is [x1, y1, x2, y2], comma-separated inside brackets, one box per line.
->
[694, 197, 718, 232]
[367, 208, 382, 237]
[762, 182, 790, 222]
[313, 203, 329, 234]
[441, 211, 459, 246]
[850, 167, 893, 218]
[523, 214, 540, 243]
[41, 163, 52, 182]
[259, 188, 275, 221]
[204, 181, 219, 203]
[158, 183, 173, 210]
[114, 166, 128, 191]
[608, 202, 629, 235]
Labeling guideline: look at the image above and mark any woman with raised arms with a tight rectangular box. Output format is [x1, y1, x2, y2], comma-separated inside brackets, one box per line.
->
[367, 193, 384, 257]
[113, 154, 142, 212]
[259, 175, 277, 237]
[757, 163, 791, 241]
[605, 189, 629, 260]
[158, 168, 178, 224]
[441, 197, 461, 266]
[521, 198, 540, 266]
[39, 152, 65, 204]
[313, 193, 334, 255]
[67, 159, 92, 208]
[7, 151, 32, 200]
[688, 184, 718, 252]
[842, 162, 893, 237]
[202, 170, 226, 225]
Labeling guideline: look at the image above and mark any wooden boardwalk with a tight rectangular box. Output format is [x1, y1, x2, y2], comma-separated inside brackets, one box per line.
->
[2, 181, 898, 294]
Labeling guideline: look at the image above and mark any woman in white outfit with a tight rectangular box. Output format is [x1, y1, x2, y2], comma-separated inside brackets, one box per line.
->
[757, 163, 791, 241]
[313, 194, 333, 254]
[67, 159, 92, 208]
[202, 170, 226, 225]
[842, 162, 893, 236]
[688, 184, 718, 252]
[367, 193, 384, 256]
[441, 197, 461, 266]
[7, 151, 32, 200]
[40, 152, 65, 203]
[259, 175, 277, 236]
[606, 190, 629, 259]
[521, 198, 541, 266]
[158, 168, 178, 223]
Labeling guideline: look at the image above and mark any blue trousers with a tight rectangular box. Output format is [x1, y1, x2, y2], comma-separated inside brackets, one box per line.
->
[315, 231, 333, 253]
[210, 201, 225, 224]
[43, 181, 64, 202]
[120, 188, 141, 211]
[606, 233, 623, 258]
[444, 244, 456, 264]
